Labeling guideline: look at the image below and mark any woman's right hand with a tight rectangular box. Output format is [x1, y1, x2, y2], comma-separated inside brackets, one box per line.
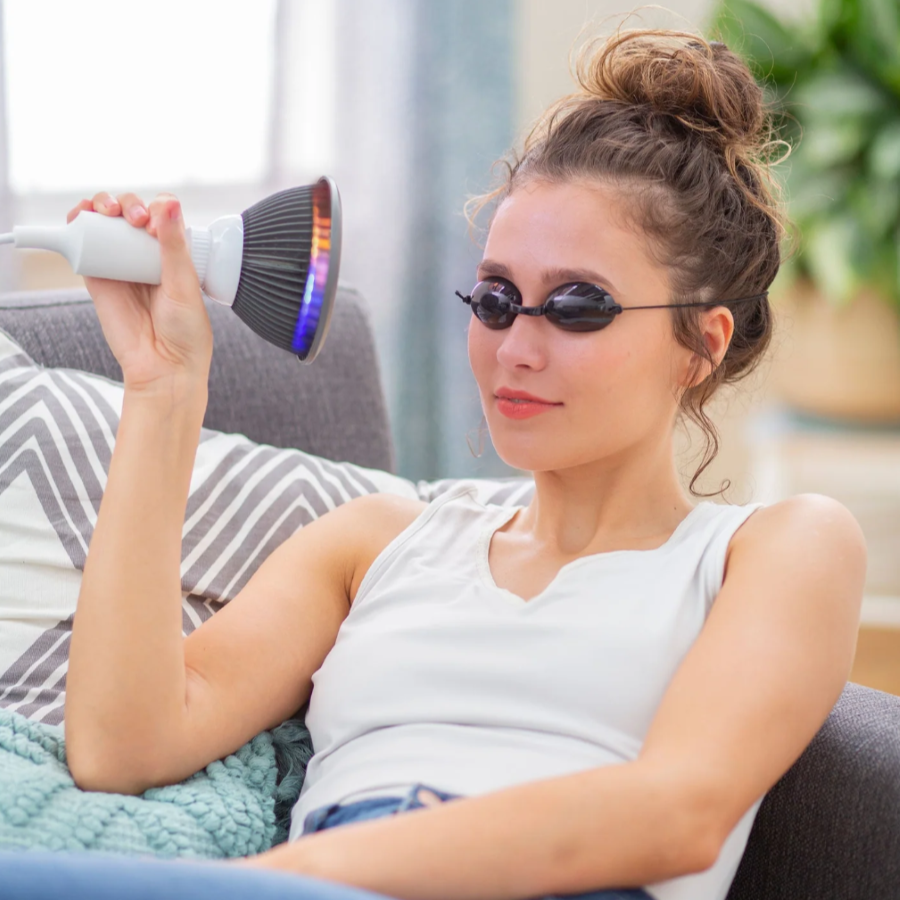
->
[67, 191, 214, 396]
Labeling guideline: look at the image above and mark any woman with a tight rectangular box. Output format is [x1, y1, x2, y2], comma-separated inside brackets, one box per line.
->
[6, 28, 865, 900]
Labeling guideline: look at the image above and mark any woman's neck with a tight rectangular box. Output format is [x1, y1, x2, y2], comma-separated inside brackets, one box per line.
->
[517, 435, 695, 557]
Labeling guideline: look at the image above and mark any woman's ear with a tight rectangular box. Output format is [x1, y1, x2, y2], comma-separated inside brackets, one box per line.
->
[684, 306, 735, 388]
[704, 305, 735, 368]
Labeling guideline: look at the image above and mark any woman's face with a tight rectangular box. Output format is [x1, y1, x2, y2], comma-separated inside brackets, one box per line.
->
[468, 178, 704, 474]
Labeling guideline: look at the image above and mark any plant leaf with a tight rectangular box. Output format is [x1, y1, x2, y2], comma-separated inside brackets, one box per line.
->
[868, 120, 900, 180]
[793, 66, 890, 120]
[817, 0, 852, 43]
[847, 0, 900, 98]
[849, 176, 900, 241]
[803, 216, 864, 304]
[784, 161, 851, 221]
[708, 0, 813, 83]
[798, 117, 868, 168]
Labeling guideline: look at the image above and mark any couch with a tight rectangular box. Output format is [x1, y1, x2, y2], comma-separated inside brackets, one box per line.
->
[1, 286, 899, 900]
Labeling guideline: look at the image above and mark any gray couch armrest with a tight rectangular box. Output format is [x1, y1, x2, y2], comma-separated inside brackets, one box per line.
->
[726, 682, 900, 900]
[0, 285, 395, 472]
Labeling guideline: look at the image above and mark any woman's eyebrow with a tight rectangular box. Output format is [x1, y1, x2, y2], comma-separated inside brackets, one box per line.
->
[476, 259, 618, 294]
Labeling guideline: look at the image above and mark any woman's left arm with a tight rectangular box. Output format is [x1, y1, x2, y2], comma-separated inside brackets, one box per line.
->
[249, 493, 866, 900]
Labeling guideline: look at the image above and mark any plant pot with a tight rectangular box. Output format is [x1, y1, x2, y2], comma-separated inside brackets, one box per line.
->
[772, 280, 900, 424]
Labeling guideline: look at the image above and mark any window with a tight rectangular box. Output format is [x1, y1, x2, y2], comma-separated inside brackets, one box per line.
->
[3, 0, 278, 193]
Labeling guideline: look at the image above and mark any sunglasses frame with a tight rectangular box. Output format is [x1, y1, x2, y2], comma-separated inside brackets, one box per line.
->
[456, 277, 768, 332]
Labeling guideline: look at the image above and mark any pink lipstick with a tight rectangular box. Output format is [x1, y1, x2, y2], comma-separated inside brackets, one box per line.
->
[494, 388, 563, 420]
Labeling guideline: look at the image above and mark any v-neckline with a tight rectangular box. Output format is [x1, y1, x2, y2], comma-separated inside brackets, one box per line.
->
[477, 502, 710, 606]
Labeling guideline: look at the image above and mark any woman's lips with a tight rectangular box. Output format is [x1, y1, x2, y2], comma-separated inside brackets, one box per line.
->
[494, 389, 563, 420]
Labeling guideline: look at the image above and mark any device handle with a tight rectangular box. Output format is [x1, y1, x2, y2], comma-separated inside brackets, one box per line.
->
[12, 211, 210, 285]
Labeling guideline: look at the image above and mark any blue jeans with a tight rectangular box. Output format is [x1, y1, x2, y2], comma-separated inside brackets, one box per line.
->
[0, 783, 652, 900]
[299, 782, 651, 900]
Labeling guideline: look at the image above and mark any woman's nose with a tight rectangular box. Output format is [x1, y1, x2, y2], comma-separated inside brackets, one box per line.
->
[495, 314, 549, 371]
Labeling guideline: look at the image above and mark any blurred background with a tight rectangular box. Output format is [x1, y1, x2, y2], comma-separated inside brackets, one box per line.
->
[0, 0, 898, 693]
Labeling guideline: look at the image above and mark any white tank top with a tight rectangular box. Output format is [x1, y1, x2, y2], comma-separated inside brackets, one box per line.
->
[289, 484, 766, 900]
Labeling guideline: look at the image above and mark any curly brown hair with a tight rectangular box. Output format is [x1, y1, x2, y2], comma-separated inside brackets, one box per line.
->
[465, 28, 790, 496]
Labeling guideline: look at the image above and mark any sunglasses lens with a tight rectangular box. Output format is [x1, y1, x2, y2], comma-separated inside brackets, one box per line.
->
[544, 283, 617, 332]
[470, 280, 517, 329]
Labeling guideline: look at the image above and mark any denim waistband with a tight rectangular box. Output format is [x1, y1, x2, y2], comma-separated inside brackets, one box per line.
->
[301, 782, 462, 835]
[300, 783, 653, 900]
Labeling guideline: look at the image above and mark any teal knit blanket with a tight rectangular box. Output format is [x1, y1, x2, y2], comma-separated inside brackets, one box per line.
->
[0, 707, 313, 858]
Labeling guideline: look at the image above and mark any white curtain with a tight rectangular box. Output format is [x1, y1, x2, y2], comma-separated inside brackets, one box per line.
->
[329, 0, 518, 480]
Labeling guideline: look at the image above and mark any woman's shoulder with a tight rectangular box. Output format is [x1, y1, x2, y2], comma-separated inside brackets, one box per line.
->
[336, 484, 499, 603]
[730, 493, 863, 547]
[337, 491, 429, 538]
[328, 482, 504, 556]
[338, 480, 489, 523]
[315, 493, 426, 600]
[724, 493, 867, 586]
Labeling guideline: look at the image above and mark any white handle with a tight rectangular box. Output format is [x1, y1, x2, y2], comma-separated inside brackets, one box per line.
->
[12, 211, 211, 285]
[79, 212, 165, 282]
[11, 210, 242, 304]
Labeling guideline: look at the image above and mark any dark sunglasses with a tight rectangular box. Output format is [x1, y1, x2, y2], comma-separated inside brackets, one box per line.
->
[456, 278, 768, 332]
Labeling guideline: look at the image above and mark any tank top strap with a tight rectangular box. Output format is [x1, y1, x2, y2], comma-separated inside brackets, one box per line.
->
[353, 483, 504, 608]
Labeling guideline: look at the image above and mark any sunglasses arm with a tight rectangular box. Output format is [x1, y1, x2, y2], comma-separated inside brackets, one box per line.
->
[625, 292, 769, 311]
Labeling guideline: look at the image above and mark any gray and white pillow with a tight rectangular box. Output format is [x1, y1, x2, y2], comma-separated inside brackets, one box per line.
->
[0, 328, 533, 725]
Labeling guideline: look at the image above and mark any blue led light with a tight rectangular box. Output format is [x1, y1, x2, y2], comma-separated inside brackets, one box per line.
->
[292, 197, 330, 357]
[293, 267, 320, 354]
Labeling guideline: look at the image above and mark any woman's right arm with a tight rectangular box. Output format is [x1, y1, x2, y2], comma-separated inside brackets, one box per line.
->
[65, 190, 423, 793]
[68, 451, 415, 795]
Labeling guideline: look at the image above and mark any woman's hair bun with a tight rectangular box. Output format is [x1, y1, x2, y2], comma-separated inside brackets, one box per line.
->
[574, 29, 767, 151]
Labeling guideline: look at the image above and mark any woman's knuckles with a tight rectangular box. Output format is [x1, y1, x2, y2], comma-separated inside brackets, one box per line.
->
[146, 197, 179, 237]
[115, 193, 148, 225]
[67, 199, 93, 224]
[91, 192, 119, 214]
[148, 194, 179, 219]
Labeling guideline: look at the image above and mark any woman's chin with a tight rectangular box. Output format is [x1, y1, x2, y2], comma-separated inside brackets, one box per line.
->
[489, 429, 613, 475]
[489, 439, 572, 475]
[485, 411, 609, 474]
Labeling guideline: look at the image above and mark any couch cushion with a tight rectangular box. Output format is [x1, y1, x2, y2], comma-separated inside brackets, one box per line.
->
[0, 325, 419, 725]
[726, 681, 900, 900]
[0, 286, 395, 472]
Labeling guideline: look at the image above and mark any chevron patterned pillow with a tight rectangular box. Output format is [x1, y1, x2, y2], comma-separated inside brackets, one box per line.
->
[0, 326, 423, 726]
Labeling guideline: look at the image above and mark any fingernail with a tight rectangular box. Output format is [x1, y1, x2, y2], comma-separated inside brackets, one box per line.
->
[131, 204, 147, 220]
[168, 201, 181, 222]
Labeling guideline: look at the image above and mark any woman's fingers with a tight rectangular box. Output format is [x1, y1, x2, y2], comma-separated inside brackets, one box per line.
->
[148, 194, 201, 301]
[91, 191, 120, 215]
[116, 192, 149, 226]
[66, 191, 149, 227]
[145, 193, 180, 238]
[66, 191, 195, 291]
[66, 198, 93, 224]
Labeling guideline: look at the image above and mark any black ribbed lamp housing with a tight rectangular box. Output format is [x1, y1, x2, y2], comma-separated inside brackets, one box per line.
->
[232, 177, 342, 363]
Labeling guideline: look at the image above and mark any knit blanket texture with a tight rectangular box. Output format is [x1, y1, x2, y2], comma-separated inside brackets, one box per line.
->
[0, 707, 313, 858]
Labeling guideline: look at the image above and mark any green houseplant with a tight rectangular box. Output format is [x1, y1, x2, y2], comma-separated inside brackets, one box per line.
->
[710, 0, 900, 422]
